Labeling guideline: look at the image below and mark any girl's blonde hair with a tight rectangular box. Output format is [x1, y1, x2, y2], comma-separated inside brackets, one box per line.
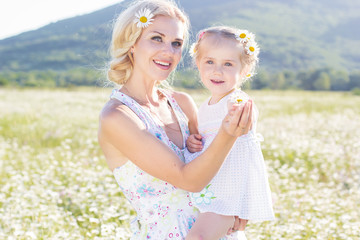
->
[191, 26, 260, 84]
[107, 0, 189, 85]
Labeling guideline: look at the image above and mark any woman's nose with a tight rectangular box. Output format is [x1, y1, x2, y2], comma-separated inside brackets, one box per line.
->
[161, 42, 175, 55]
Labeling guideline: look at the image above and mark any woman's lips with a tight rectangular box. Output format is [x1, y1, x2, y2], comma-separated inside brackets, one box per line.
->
[153, 60, 171, 70]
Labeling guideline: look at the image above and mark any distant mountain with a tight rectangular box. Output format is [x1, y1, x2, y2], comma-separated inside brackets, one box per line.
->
[0, 0, 359, 73]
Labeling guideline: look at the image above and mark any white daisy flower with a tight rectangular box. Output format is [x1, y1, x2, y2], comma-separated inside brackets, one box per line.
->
[246, 32, 255, 41]
[134, 8, 154, 28]
[189, 43, 197, 57]
[235, 30, 250, 43]
[245, 40, 259, 56]
[245, 73, 252, 78]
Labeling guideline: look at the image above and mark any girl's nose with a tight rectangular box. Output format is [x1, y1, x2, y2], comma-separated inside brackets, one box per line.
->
[213, 65, 222, 75]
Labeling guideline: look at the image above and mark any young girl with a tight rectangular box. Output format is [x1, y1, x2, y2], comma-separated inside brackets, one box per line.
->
[184, 27, 275, 240]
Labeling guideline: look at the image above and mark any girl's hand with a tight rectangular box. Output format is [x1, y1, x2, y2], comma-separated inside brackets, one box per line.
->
[222, 100, 253, 137]
[227, 216, 240, 234]
[227, 216, 248, 234]
[186, 134, 203, 153]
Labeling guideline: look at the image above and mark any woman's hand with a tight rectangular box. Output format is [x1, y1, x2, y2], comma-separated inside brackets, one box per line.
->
[222, 100, 253, 137]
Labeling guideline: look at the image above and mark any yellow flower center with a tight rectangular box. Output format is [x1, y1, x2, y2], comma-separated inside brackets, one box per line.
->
[240, 33, 246, 39]
[249, 46, 255, 52]
[140, 16, 148, 23]
[237, 99, 243, 103]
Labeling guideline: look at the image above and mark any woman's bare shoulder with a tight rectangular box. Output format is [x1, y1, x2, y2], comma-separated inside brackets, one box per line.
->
[171, 90, 197, 118]
[99, 99, 144, 132]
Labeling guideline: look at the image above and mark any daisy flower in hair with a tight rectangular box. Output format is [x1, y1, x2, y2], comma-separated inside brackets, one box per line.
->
[235, 30, 251, 43]
[245, 40, 259, 56]
[246, 32, 255, 41]
[189, 43, 197, 57]
[245, 73, 252, 79]
[134, 8, 154, 28]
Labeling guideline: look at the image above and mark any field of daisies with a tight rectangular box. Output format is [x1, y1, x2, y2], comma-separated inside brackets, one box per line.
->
[0, 88, 359, 240]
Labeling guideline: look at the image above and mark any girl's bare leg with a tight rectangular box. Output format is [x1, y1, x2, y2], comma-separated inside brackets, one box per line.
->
[186, 212, 234, 240]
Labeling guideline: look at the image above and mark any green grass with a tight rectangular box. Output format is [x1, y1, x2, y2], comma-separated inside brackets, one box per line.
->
[0, 88, 359, 239]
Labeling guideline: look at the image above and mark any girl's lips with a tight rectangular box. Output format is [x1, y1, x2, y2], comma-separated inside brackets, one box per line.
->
[153, 60, 171, 70]
[210, 79, 224, 84]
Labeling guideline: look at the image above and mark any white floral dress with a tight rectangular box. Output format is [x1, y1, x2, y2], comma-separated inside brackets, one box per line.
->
[184, 89, 275, 222]
[111, 89, 199, 239]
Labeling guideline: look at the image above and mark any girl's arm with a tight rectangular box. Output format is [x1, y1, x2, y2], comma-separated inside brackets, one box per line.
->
[98, 95, 252, 193]
[172, 91, 203, 153]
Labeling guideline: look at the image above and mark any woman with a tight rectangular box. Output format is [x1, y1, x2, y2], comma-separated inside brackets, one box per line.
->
[98, 0, 253, 239]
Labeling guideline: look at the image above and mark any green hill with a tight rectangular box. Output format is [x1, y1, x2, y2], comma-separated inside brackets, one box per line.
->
[0, 0, 359, 88]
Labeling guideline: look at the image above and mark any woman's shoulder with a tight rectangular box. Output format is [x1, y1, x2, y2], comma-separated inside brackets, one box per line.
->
[167, 89, 198, 123]
[100, 99, 126, 119]
[99, 99, 144, 130]
[170, 90, 194, 106]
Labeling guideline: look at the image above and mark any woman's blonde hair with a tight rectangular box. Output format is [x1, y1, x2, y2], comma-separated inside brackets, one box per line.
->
[191, 26, 260, 85]
[107, 0, 189, 85]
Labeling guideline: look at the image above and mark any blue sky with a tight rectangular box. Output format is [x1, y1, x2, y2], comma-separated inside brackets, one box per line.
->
[0, 0, 123, 40]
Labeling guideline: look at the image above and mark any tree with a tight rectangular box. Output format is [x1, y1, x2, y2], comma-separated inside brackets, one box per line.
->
[329, 70, 350, 91]
[251, 71, 270, 89]
[271, 72, 286, 90]
[349, 71, 360, 90]
[314, 72, 331, 91]
[0, 76, 9, 86]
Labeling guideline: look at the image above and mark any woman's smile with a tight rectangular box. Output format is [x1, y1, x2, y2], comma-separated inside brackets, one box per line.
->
[153, 59, 172, 70]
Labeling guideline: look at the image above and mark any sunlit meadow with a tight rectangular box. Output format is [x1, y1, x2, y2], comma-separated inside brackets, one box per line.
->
[0, 88, 359, 240]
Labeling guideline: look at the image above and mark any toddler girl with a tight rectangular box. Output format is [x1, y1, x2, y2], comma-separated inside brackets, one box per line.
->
[184, 26, 275, 240]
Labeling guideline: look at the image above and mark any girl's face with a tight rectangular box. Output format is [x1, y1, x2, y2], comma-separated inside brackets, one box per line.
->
[132, 15, 184, 83]
[196, 35, 244, 100]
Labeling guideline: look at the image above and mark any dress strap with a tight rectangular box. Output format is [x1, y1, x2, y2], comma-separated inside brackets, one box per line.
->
[110, 89, 155, 130]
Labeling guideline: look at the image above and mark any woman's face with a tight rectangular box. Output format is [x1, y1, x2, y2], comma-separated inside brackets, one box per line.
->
[132, 15, 185, 82]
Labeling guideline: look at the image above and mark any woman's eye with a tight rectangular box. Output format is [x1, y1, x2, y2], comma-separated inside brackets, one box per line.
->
[206, 60, 213, 64]
[225, 62, 232, 66]
[151, 36, 162, 42]
[172, 41, 182, 48]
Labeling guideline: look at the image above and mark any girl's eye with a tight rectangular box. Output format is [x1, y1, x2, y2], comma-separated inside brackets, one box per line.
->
[225, 62, 232, 66]
[151, 36, 162, 42]
[206, 60, 213, 64]
[172, 41, 182, 48]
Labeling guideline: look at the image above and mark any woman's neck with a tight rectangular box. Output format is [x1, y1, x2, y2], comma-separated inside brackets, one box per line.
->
[121, 81, 160, 106]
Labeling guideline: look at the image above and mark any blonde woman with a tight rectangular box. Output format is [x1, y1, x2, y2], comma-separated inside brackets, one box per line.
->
[98, 0, 253, 239]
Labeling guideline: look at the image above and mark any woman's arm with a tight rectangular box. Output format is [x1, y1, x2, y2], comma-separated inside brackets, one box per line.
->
[98, 97, 252, 192]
